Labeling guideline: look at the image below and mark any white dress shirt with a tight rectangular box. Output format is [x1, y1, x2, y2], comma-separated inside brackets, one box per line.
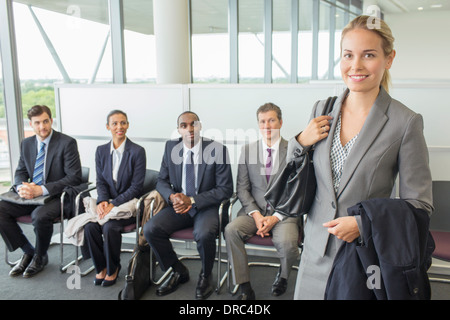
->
[110, 138, 127, 184]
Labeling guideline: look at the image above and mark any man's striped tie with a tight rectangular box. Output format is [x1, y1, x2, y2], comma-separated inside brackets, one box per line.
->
[33, 142, 46, 185]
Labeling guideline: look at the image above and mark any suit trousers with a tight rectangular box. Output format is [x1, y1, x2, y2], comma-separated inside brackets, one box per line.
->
[224, 215, 300, 285]
[83, 217, 135, 276]
[0, 198, 60, 256]
[144, 205, 219, 277]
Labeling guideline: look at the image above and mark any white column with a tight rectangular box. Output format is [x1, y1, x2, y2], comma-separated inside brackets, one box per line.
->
[153, 0, 191, 84]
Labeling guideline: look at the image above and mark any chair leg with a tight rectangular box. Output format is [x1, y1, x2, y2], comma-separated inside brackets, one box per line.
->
[5, 249, 19, 267]
[149, 248, 173, 285]
[215, 237, 229, 294]
[429, 276, 450, 283]
[56, 220, 84, 273]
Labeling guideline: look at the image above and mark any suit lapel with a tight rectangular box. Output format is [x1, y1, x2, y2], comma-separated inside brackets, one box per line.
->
[104, 143, 114, 186]
[196, 138, 208, 190]
[175, 139, 184, 191]
[316, 93, 345, 200]
[44, 131, 58, 181]
[28, 139, 38, 178]
[267, 138, 288, 187]
[115, 141, 131, 191]
[257, 142, 268, 188]
[336, 88, 391, 199]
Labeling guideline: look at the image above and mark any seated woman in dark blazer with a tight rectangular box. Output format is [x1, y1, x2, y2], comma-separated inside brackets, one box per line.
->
[84, 110, 146, 287]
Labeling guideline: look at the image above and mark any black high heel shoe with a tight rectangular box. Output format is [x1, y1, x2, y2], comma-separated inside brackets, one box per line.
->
[101, 265, 121, 287]
[94, 277, 104, 286]
[94, 269, 106, 286]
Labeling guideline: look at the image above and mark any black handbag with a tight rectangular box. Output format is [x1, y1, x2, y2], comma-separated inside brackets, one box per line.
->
[264, 96, 337, 217]
[118, 245, 151, 300]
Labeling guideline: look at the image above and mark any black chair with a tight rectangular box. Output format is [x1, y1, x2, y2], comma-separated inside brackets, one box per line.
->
[72, 169, 158, 276]
[145, 192, 231, 294]
[428, 181, 450, 283]
[4, 166, 91, 273]
[225, 193, 303, 294]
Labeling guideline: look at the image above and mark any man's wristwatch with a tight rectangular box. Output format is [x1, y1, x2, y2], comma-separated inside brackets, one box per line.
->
[189, 196, 196, 206]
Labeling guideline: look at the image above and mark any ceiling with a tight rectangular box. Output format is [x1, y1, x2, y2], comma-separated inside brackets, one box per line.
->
[13, 0, 450, 35]
[377, 0, 450, 13]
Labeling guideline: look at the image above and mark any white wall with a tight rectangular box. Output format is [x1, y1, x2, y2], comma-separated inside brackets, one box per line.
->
[56, 82, 450, 185]
[385, 11, 450, 81]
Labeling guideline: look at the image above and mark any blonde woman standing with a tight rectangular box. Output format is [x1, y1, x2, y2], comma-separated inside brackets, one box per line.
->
[289, 16, 433, 299]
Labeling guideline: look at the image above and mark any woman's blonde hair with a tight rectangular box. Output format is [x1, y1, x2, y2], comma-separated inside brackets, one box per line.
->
[340, 15, 395, 92]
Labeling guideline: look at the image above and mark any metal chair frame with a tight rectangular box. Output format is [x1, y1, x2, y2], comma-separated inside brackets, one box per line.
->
[146, 194, 230, 294]
[225, 194, 302, 295]
[4, 167, 91, 273]
[71, 169, 158, 277]
[428, 180, 450, 284]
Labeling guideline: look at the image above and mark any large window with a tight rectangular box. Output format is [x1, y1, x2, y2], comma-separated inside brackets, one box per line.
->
[317, 1, 331, 79]
[13, 1, 111, 135]
[123, 0, 157, 83]
[298, 0, 313, 81]
[10, 0, 363, 88]
[0, 57, 11, 191]
[272, 0, 291, 83]
[238, 0, 265, 83]
[191, 0, 229, 83]
[187, 0, 362, 84]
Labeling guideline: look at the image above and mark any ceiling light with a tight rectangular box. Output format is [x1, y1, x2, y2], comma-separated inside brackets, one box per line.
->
[431, 4, 443, 8]
[418, 7, 424, 10]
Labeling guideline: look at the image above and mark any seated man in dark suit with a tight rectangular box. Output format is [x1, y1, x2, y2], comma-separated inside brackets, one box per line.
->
[225, 103, 301, 299]
[0, 105, 82, 278]
[144, 111, 233, 300]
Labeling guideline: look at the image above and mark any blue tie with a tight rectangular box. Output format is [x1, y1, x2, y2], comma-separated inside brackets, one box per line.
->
[33, 142, 46, 185]
[185, 151, 195, 196]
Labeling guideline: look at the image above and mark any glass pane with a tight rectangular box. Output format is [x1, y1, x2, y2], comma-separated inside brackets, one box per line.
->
[0, 56, 11, 191]
[298, 0, 313, 82]
[13, 2, 112, 84]
[191, 0, 229, 83]
[333, 7, 347, 79]
[13, 1, 111, 136]
[273, 0, 291, 83]
[318, 1, 330, 79]
[124, 0, 157, 83]
[239, 0, 264, 83]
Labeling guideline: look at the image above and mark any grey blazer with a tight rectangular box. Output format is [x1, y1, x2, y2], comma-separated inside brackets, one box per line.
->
[289, 87, 433, 299]
[237, 138, 288, 216]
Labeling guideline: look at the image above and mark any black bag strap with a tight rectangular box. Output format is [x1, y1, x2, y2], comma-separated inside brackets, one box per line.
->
[322, 96, 338, 116]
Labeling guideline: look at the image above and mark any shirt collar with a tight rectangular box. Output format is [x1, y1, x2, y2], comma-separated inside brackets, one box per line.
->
[261, 137, 281, 152]
[36, 130, 53, 147]
[183, 139, 201, 157]
[110, 137, 127, 155]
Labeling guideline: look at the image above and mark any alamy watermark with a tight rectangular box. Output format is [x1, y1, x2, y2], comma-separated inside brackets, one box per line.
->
[366, 265, 381, 290]
[366, 5, 382, 30]
[66, 265, 81, 290]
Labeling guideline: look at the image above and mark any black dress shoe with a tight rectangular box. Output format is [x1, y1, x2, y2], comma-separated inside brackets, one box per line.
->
[236, 289, 256, 300]
[195, 274, 213, 300]
[102, 265, 121, 287]
[23, 254, 48, 278]
[156, 270, 189, 296]
[271, 272, 288, 296]
[9, 253, 33, 277]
